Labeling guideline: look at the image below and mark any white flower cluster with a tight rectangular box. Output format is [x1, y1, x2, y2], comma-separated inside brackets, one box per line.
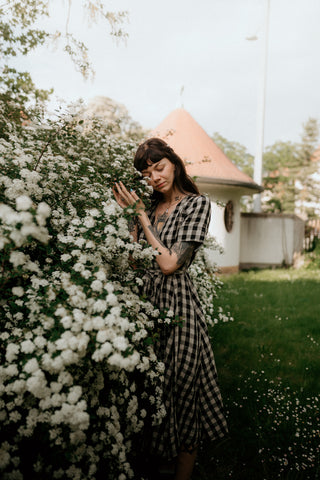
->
[0, 196, 50, 251]
[0, 107, 164, 479]
[190, 236, 233, 327]
[0, 103, 226, 479]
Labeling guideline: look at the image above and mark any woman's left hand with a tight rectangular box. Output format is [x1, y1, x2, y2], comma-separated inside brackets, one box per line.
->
[113, 181, 146, 215]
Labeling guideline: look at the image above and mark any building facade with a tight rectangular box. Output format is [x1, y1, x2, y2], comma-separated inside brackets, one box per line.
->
[151, 108, 262, 272]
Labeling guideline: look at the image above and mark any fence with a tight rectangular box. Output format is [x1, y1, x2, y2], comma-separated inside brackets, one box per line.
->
[304, 218, 320, 251]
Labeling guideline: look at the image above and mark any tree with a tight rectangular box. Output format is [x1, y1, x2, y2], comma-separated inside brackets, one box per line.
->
[0, 1, 50, 129]
[262, 140, 300, 213]
[211, 132, 255, 211]
[211, 122, 320, 217]
[81, 96, 147, 142]
[296, 118, 320, 218]
[211, 131, 254, 178]
[262, 118, 320, 217]
[0, 0, 128, 132]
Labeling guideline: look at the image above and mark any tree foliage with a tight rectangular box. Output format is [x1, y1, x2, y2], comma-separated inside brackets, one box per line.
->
[0, 0, 128, 130]
[212, 120, 320, 217]
[262, 140, 300, 213]
[262, 118, 320, 216]
[80, 96, 147, 143]
[211, 132, 255, 211]
[212, 131, 254, 178]
[296, 118, 320, 217]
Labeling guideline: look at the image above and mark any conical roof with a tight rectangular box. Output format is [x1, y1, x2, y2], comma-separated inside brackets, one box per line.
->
[151, 108, 262, 193]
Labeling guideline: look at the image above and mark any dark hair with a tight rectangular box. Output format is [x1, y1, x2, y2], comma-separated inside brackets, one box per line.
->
[134, 138, 199, 201]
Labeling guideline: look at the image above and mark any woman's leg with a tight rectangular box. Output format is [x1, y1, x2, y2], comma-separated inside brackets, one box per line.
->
[174, 446, 198, 480]
[157, 457, 176, 477]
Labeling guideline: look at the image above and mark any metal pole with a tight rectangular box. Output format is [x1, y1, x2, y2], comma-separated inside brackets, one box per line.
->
[253, 0, 271, 212]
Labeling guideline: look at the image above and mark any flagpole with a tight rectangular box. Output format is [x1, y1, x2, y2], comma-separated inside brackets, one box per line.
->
[253, 0, 271, 212]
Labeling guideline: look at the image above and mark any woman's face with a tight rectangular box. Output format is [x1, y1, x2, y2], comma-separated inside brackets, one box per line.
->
[141, 157, 176, 194]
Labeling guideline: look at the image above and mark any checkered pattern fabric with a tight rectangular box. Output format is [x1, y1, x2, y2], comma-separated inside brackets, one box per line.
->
[139, 195, 228, 460]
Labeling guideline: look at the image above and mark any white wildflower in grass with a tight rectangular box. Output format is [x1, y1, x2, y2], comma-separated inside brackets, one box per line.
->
[226, 368, 320, 478]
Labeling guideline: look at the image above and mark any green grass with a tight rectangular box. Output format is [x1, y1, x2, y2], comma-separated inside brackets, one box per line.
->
[194, 268, 320, 480]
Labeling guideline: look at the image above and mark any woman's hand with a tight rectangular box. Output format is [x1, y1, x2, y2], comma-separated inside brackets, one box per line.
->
[113, 181, 146, 216]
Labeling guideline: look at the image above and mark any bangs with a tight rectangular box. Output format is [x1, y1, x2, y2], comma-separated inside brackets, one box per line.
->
[134, 146, 164, 172]
[133, 137, 200, 197]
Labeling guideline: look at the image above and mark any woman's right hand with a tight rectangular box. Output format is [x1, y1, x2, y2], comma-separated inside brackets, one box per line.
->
[112, 184, 128, 209]
[113, 181, 146, 216]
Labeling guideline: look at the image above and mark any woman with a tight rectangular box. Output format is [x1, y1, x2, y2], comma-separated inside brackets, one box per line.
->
[114, 138, 228, 480]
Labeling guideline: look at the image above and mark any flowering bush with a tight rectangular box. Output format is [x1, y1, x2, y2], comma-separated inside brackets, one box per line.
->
[0, 104, 163, 479]
[0, 102, 224, 479]
[189, 237, 233, 326]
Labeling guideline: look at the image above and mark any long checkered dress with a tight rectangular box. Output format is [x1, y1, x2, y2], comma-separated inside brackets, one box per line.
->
[139, 194, 228, 460]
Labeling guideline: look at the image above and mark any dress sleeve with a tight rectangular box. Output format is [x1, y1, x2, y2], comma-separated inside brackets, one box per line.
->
[176, 195, 211, 245]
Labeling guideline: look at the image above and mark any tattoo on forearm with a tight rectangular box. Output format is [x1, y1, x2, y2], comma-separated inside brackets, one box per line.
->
[172, 241, 196, 266]
[128, 218, 136, 232]
[148, 225, 167, 248]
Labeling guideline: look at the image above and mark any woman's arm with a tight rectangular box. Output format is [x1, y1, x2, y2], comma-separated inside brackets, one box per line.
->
[127, 217, 138, 243]
[113, 181, 196, 275]
[138, 209, 197, 275]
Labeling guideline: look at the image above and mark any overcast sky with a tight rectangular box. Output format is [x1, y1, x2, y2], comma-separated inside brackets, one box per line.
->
[15, 0, 320, 153]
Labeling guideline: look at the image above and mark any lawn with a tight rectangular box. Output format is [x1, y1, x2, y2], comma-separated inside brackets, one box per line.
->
[194, 268, 320, 480]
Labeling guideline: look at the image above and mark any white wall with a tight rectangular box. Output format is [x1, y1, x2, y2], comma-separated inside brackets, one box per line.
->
[197, 183, 242, 270]
[240, 213, 305, 268]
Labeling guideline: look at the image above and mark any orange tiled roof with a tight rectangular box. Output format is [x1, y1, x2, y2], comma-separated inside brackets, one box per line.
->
[151, 108, 261, 192]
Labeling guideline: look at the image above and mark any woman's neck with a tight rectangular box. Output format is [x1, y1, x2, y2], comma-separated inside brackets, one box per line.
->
[161, 189, 183, 205]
